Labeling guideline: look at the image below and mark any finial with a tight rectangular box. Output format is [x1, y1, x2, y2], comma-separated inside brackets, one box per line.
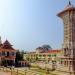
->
[69, 0, 71, 5]
[0, 36, 1, 40]
[0, 36, 2, 45]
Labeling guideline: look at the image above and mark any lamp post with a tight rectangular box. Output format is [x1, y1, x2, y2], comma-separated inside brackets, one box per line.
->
[25, 67, 27, 75]
[45, 61, 49, 74]
[52, 57, 56, 70]
[11, 68, 12, 75]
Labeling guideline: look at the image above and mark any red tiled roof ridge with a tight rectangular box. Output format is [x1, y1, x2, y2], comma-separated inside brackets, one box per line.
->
[46, 50, 61, 53]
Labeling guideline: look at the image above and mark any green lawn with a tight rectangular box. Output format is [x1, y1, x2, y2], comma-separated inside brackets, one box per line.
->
[0, 67, 58, 75]
[30, 67, 58, 75]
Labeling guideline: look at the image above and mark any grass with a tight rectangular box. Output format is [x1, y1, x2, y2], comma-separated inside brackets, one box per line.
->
[30, 67, 58, 75]
[0, 66, 58, 75]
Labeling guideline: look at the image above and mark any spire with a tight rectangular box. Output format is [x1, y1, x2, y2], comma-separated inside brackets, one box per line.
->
[0, 36, 2, 45]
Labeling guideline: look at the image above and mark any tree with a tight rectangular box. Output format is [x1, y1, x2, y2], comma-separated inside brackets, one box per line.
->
[35, 56, 39, 61]
[15, 50, 24, 66]
[42, 44, 52, 50]
[36, 45, 52, 53]
[1, 60, 7, 66]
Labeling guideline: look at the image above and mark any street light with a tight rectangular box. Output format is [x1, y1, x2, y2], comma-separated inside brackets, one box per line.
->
[25, 67, 27, 75]
[45, 61, 49, 74]
[52, 57, 56, 70]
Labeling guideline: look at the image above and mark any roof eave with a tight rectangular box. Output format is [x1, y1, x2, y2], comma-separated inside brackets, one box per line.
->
[57, 8, 75, 17]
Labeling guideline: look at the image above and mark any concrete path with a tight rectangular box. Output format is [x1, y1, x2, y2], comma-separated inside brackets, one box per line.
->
[51, 71, 69, 75]
[0, 72, 13, 75]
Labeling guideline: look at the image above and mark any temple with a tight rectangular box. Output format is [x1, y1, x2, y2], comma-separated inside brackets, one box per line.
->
[57, 1, 75, 75]
[0, 38, 16, 66]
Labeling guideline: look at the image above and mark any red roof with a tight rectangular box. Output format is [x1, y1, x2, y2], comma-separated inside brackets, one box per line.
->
[46, 50, 61, 53]
[1, 40, 14, 50]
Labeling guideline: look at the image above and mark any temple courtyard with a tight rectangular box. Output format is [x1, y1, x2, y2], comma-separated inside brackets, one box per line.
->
[0, 67, 68, 75]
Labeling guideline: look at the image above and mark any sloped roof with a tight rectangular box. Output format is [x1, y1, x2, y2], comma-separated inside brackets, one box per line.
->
[1, 40, 14, 50]
[46, 50, 61, 53]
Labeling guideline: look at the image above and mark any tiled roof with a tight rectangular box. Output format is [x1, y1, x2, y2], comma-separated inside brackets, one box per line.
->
[1, 40, 14, 50]
[46, 50, 61, 53]
[3, 40, 12, 46]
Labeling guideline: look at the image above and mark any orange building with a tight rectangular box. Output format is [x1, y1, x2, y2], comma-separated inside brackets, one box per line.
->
[0, 37, 16, 66]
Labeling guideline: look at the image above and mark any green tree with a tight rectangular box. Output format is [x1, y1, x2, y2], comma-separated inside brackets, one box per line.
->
[35, 56, 39, 61]
[15, 50, 24, 66]
[1, 60, 7, 66]
[42, 44, 52, 50]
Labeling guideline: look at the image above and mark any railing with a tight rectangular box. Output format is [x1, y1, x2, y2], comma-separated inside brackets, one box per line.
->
[0, 66, 28, 75]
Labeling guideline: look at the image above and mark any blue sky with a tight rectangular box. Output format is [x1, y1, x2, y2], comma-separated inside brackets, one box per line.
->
[0, 0, 75, 51]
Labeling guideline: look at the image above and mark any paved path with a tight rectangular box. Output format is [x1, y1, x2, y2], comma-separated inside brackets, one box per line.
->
[51, 70, 69, 75]
[0, 72, 13, 75]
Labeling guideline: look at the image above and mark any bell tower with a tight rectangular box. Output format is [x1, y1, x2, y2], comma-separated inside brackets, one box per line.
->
[57, 1, 75, 75]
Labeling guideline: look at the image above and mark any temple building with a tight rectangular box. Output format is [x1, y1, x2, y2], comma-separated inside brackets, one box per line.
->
[57, 1, 75, 75]
[0, 37, 16, 66]
[23, 1, 75, 75]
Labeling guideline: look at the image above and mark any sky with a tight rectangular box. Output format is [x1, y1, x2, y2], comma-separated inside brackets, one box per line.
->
[0, 0, 75, 51]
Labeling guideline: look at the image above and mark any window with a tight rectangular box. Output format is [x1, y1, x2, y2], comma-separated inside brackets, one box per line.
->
[70, 61, 72, 65]
[48, 54, 51, 57]
[64, 61, 66, 66]
[39, 55, 42, 57]
[2, 51, 6, 56]
[61, 61, 63, 64]
[53, 54, 56, 57]
[0, 52, 1, 56]
[43, 54, 46, 57]
[7, 52, 9, 56]
[12, 52, 15, 56]
[52, 54, 56, 57]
